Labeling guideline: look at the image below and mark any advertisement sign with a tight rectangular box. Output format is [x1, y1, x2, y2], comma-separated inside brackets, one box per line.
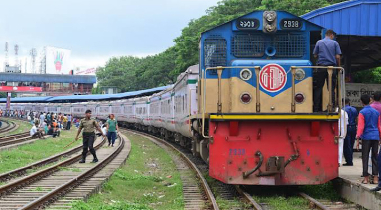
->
[346, 83, 381, 107]
[0, 86, 43, 92]
[45, 46, 71, 74]
[75, 67, 97, 75]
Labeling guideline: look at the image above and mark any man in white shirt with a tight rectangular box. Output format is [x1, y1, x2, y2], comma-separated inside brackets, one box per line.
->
[30, 122, 43, 139]
[339, 108, 349, 166]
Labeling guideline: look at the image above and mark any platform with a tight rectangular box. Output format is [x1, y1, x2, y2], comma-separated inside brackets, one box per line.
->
[338, 152, 381, 210]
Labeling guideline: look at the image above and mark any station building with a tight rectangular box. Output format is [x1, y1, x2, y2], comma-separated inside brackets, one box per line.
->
[0, 72, 96, 97]
[302, 0, 381, 108]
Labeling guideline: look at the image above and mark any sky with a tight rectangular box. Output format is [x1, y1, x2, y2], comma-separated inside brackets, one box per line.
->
[0, 0, 220, 72]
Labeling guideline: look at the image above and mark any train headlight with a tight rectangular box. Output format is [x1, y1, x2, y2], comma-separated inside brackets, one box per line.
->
[240, 93, 252, 104]
[240, 69, 252, 81]
[295, 93, 305, 104]
[263, 11, 277, 33]
[295, 68, 305, 81]
[265, 11, 276, 22]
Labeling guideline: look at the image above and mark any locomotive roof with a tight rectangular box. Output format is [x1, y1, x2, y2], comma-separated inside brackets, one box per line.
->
[201, 10, 324, 35]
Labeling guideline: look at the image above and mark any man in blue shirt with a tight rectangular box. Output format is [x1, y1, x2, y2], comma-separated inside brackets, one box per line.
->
[343, 98, 358, 166]
[313, 29, 342, 112]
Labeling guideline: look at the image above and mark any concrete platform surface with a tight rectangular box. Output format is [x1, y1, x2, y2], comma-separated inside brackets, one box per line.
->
[338, 152, 381, 210]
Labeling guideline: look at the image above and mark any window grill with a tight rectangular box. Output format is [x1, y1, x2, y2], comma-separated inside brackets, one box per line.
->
[204, 36, 227, 68]
[274, 34, 305, 57]
[231, 34, 264, 57]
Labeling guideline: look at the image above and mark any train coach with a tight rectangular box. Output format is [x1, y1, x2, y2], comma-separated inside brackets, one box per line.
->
[4, 10, 345, 186]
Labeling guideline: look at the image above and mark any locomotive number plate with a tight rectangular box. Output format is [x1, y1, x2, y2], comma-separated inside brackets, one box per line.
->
[280, 19, 302, 30]
[229, 148, 246, 156]
[236, 18, 260, 30]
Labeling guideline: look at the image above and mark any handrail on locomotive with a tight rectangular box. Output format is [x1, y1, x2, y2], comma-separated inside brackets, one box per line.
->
[201, 66, 345, 138]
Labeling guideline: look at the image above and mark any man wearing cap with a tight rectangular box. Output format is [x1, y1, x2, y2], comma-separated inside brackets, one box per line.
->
[75, 109, 105, 163]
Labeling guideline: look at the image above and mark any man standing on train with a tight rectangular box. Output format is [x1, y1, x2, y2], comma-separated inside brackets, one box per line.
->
[312, 29, 342, 112]
[75, 110, 106, 163]
[343, 98, 358, 166]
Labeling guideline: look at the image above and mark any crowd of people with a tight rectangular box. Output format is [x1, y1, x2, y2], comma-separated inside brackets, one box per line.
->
[0, 109, 118, 164]
[339, 92, 381, 192]
[0, 110, 78, 139]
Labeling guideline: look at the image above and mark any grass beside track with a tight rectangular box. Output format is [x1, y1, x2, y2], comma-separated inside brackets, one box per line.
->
[248, 182, 343, 210]
[0, 119, 31, 137]
[71, 132, 184, 210]
[0, 128, 80, 175]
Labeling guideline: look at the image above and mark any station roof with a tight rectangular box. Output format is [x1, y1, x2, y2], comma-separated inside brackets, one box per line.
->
[0, 73, 96, 84]
[0, 96, 54, 103]
[302, 0, 381, 72]
[302, 0, 381, 36]
[0, 85, 172, 103]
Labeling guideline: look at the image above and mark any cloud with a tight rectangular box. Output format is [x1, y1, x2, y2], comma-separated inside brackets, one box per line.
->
[0, 0, 220, 70]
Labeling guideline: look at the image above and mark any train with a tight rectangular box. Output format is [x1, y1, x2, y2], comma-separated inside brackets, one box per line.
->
[1, 10, 345, 186]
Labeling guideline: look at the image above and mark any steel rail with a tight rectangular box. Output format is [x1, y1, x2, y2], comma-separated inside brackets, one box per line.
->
[0, 135, 33, 147]
[121, 128, 219, 210]
[0, 137, 100, 182]
[299, 192, 329, 210]
[0, 120, 11, 132]
[0, 132, 30, 141]
[20, 136, 124, 210]
[0, 121, 16, 134]
[235, 185, 263, 210]
[0, 137, 106, 196]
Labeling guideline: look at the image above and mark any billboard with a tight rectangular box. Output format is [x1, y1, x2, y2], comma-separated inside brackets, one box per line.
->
[46, 46, 71, 74]
[74, 67, 97, 75]
[0, 86, 43, 92]
[346, 83, 381, 107]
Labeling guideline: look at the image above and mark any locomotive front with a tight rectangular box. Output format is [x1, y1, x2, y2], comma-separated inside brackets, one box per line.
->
[196, 11, 344, 185]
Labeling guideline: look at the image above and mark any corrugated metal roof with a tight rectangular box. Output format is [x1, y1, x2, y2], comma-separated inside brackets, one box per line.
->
[45, 85, 172, 102]
[0, 96, 53, 103]
[301, 0, 381, 36]
[0, 85, 172, 103]
[0, 73, 96, 84]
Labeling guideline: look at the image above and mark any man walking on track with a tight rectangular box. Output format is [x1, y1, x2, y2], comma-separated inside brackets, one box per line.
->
[75, 110, 105, 163]
[106, 114, 119, 147]
[343, 98, 358, 166]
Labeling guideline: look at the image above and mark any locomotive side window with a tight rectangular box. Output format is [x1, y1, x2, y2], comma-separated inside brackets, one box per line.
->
[204, 36, 227, 68]
[231, 34, 264, 57]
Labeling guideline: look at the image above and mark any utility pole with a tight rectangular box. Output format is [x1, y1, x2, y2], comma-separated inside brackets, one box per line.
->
[14, 44, 19, 70]
[30, 48, 37, 73]
[4, 42, 9, 72]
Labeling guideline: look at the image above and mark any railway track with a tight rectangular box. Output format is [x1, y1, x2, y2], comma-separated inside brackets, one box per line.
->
[122, 128, 219, 210]
[299, 192, 361, 210]
[0, 120, 16, 134]
[0, 135, 127, 210]
[0, 136, 105, 183]
[0, 132, 33, 148]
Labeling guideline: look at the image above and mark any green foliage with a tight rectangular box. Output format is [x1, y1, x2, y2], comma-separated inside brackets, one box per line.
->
[0, 92, 16, 99]
[91, 85, 102, 94]
[71, 200, 151, 210]
[352, 67, 381, 84]
[98, 0, 347, 92]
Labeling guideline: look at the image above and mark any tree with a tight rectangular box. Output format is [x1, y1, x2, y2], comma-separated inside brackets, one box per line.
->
[0, 92, 16, 99]
[352, 68, 381, 84]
